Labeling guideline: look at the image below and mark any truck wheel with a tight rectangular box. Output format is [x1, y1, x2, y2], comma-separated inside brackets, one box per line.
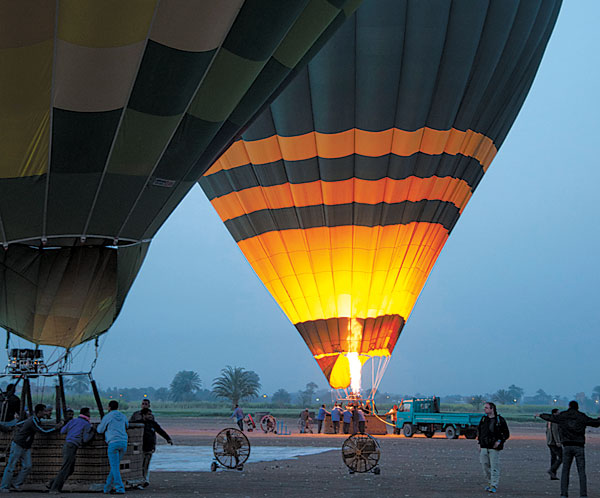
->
[465, 429, 477, 440]
[402, 424, 414, 437]
[445, 426, 458, 439]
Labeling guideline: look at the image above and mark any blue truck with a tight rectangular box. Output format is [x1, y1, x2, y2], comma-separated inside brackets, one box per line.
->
[395, 397, 482, 439]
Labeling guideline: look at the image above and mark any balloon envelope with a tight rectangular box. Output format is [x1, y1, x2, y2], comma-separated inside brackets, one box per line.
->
[0, 0, 361, 347]
[201, 0, 562, 389]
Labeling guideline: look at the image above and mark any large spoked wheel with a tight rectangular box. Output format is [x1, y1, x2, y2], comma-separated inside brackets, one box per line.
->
[213, 428, 251, 470]
[260, 414, 277, 433]
[341, 433, 381, 474]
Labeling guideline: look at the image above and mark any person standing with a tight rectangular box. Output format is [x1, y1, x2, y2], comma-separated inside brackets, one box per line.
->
[48, 407, 94, 494]
[386, 405, 399, 434]
[544, 408, 562, 480]
[342, 406, 352, 435]
[97, 400, 129, 495]
[0, 384, 20, 428]
[231, 404, 244, 431]
[477, 402, 510, 494]
[316, 404, 329, 434]
[130, 399, 173, 487]
[537, 401, 600, 498]
[331, 404, 342, 434]
[357, 407, 366, 433]
[299, 408, 311, 434]
[0, 404, 62, 492]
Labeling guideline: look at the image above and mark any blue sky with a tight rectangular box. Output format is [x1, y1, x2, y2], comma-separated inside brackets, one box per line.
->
[68, 1, 599, 398]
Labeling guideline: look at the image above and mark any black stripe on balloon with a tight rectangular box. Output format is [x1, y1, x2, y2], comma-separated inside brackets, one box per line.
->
[224, 200, 459, 243]
[199, 152, 484, 201]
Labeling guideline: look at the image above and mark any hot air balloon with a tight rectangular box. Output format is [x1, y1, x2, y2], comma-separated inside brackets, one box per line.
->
[200, 0, 562, 392]
[0, 0, 361, 350]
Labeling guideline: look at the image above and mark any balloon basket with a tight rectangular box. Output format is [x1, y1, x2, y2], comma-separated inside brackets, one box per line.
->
[0, 423, 145, 491]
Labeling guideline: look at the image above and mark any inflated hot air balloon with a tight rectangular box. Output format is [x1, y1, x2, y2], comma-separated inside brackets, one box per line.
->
[0, 0, 361, 349]
[200, 0, 562, 391]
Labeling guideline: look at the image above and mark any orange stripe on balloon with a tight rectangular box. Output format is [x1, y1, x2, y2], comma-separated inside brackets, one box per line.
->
[209, 176, 473, 223]
[204, 127, 497, 176]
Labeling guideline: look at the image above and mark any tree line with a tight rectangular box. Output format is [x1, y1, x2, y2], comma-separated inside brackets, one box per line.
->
[58, 374, 600, 413]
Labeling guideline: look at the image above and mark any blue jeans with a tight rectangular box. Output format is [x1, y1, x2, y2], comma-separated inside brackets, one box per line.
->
[104, 440, 127, 493]
[1, 442, 32, 489]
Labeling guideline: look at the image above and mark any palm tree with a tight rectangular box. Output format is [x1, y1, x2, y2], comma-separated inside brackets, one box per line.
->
[469, 395, 484, 410]
[65, 376, 89, 394]
[492, 389, 513, 405]
[169, 370, 202, 401]
[212, 366, 261, 406]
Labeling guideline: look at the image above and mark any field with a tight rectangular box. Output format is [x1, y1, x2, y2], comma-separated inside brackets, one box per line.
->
[12, 416, 600, 497]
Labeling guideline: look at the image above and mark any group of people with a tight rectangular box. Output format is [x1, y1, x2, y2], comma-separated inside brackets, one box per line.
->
[0, 388, 172, 494]
[477, 400, 600, 497]
[299, 401, 375, 435]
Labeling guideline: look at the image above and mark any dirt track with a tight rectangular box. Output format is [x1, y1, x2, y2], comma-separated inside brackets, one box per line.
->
[12, 417, 600, 497]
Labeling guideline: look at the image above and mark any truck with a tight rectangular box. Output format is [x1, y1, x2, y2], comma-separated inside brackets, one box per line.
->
[395, 397, 482, 439]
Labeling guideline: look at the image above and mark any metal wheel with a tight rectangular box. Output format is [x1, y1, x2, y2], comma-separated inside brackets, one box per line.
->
[341, 433, 381, 473]
[260, 414, 277, 433]
[213, 428, 251, 469]
[445, 426, 459, 439]
[210, 461, 217, 472]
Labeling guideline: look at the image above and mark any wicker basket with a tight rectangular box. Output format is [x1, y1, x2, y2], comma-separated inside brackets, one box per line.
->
[0, 422, 144, 491]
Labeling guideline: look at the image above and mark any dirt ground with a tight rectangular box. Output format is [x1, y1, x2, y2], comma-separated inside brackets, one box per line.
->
[11, 417, 600, 497]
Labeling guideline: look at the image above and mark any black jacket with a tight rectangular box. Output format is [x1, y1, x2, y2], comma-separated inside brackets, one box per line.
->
[0, 393, 20, 422]
[477, 415, 510, 450]
[540, 408, 600, 446]
[130, 410, 171, 452]
[13, 416, 58, 449]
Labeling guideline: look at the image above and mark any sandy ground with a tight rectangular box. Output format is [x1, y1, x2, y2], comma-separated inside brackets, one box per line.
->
[10, 417, 600, 497]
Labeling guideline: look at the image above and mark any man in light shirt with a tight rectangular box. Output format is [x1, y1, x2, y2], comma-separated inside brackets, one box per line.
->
[97, 400, 129, 495]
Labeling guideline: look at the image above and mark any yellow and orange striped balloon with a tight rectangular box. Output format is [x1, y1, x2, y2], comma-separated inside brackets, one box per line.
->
[200, 0, 561, 388]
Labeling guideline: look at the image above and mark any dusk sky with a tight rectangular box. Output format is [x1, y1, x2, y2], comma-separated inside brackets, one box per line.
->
[13, 1, 598, 399]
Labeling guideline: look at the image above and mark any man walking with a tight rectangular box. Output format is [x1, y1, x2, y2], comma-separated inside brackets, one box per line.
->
[130, 399, 173, 487]
[316, 404, 329, 434]
[97, 400, 129, 495]
[0, 404, 61, 492]
[477, 402, 510, 494]
[538, 401, 600, 498]
[48, 407, 94, 494]
[544, 408, 562, 480]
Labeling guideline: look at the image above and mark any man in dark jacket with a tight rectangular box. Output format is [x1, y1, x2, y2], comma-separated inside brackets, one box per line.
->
[477, 402, 510, 494]
[545, 408, 562, 480]
[538, 401, 600, 498]
[0, 404, 62, 492]
[0, 384, 20, 428]
[130, 399, 172, 487]
[48, 407, 95, 494]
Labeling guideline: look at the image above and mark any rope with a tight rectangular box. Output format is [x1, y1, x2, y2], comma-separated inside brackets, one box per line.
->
[372, 411, 397, 428]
